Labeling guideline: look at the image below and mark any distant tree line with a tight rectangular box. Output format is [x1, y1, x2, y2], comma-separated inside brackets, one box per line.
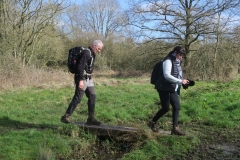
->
[1, 0, 240, 81]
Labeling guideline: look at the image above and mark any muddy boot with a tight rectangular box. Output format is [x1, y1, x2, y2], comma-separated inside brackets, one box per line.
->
[171, 126, 186, 136]
[61, 114, 71, 123]
[86, 112, 101, 125]
[148, 121, 159, 132]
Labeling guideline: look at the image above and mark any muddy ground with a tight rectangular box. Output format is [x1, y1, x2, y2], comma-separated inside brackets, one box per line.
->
[58, 124, 240, 160]
[185, 124, 240, 160]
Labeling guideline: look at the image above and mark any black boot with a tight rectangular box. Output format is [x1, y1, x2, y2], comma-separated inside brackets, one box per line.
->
[86, 112, 101, 125]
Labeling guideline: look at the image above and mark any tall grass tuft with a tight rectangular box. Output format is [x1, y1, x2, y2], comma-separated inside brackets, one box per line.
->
[36, 146, 55, 160]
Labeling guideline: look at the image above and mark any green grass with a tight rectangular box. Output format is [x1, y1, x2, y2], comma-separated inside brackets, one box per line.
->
[0, 77, 240, 159]
[181, 80, 240, 128]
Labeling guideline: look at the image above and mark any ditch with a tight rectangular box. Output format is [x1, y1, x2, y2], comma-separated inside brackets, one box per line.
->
[59, 124, 240, 159]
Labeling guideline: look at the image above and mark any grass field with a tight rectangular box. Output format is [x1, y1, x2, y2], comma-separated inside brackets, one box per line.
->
[0, 76, 240, 160]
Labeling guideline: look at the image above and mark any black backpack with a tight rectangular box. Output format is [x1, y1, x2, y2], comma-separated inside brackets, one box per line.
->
[67, 47, 91, 74]
[150, 61, 163, 85]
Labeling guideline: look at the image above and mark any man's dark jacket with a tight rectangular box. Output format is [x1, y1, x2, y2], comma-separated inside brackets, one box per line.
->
[75, 47, 95, 81]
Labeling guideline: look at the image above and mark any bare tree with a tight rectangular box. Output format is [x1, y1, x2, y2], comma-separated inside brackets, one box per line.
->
[126, 0, 240, 57]
[68, 0, 127, 39]
[0, 0, 68, 67]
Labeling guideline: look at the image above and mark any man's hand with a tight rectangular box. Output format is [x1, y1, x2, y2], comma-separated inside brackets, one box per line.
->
[79, 80, 84, 90]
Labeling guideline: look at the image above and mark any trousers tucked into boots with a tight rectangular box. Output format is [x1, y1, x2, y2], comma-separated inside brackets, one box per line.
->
[148, 90, 186, 136]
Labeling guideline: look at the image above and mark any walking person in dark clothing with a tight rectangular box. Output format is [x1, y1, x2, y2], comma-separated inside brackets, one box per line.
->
[148, 46, 189, 135]
[61, 40, 104, 125]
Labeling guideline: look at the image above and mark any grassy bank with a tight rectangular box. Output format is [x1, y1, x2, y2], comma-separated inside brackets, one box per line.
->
[0, 76, 240, 159]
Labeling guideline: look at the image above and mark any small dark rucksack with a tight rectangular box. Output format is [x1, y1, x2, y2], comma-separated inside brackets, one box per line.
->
[150, 61, 163, 85]
[67, 47, 91, 74]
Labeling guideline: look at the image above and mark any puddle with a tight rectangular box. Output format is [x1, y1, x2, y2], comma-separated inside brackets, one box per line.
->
[209, 144, 240, 153]
[208, 144, 240, 158]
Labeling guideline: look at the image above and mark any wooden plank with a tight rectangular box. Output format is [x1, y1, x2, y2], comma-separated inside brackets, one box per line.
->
[155, 130, 171, 135]
[76, 122, 171, 136]
[76, 122, 139, 136]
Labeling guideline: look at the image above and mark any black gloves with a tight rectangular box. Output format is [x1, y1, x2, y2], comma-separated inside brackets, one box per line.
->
[182, 79, 195, 89]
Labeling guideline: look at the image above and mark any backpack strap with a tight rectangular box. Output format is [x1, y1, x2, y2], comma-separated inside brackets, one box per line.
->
[82, 48, 94, 76]
[83, 48, 93, 67]
[83, 48, 92, 57]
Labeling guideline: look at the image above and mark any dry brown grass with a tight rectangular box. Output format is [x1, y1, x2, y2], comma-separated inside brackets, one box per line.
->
[0, 67, 151, 91]
[0, 67, 73, 91]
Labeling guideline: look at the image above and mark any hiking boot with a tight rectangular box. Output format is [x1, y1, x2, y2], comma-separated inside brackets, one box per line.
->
[61, 116, 71, 123]
[148, 121, 159, 132]
[86, 117, 101, 125]
[171, 126, 186, 136]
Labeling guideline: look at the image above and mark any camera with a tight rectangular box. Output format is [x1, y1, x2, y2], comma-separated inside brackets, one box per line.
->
[182, 79, 195, 89]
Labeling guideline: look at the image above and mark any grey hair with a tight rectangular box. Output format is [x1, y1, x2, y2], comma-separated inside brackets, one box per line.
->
[92, 40, 104, 47]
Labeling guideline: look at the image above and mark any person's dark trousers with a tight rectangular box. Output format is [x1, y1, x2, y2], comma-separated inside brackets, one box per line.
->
[152, 89, 180, 127]
[65, 79, 96, 116]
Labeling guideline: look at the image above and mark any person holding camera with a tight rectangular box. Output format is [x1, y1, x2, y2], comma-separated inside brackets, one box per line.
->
[148, 46, 189, 135]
